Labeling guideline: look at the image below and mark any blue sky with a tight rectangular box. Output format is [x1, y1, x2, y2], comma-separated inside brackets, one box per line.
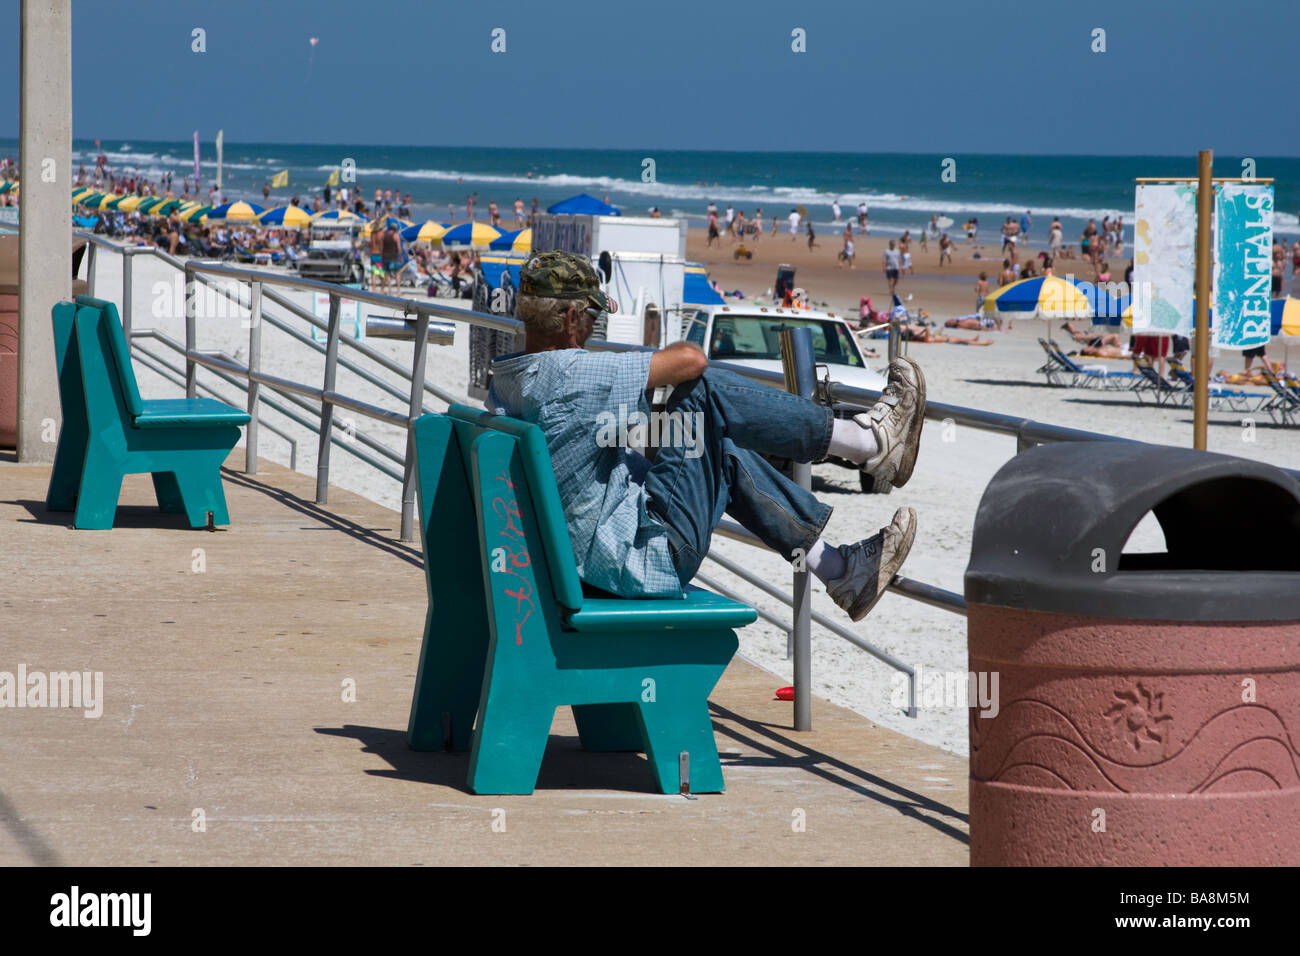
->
[1, 0, 1297, 156]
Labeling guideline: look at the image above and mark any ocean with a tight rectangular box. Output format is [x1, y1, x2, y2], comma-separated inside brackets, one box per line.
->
[8, 138, 1299, 243]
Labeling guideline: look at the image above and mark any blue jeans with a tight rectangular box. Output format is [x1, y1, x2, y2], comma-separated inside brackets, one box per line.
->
[644, 368, 834, 587]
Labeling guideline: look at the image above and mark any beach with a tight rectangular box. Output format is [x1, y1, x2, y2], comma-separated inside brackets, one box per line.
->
[100, 234, 1300, 759]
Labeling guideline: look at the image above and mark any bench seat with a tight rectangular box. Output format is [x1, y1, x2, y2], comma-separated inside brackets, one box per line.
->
[134, 398, 252, 429]
[566, 587, 756, 633]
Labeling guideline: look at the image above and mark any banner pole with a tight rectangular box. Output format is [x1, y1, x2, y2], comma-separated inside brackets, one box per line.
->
[1193, 150, 1213, 451]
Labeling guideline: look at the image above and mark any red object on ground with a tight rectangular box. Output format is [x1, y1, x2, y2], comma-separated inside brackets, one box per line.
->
[775, 686, 794, 701]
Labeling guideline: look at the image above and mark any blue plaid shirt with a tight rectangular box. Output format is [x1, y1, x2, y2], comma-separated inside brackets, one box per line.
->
[486, 349, 683, 599]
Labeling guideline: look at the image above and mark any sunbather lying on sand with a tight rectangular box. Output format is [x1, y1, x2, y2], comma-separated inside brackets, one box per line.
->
[946, 314, 1001, 332]
[897, 324, 993, 346]
[1061, 321, 1123, 349]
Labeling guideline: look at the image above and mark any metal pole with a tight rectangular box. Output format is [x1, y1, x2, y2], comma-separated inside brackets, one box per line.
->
[245, 281, 262, 474]
[887, 317, 900, 363]
[779, 326, 817, 732]
[121, 247, 133, 338]
[184, 262, 197, 398]
[1193, 150, 1213, 451]
[400, 311, 430, 542]
[85, 241, 97, 297]
[316, 292, 342, 504]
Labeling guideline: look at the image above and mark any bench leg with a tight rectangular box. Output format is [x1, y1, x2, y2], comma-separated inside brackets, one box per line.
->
[72, 458, 124, 530]
[46, 429, 88, 512]
[151, 471, 186, 513]
[639, 699, 725, 795]
[169, 464, 231, 527]
[468, 697, 555, 795]
[573, 702, 644, 753]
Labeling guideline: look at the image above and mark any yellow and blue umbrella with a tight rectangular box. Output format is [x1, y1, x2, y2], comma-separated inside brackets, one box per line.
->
[258, 204, 313, 228]
[440, 221, 501, 248]
[982, 275, 1105, 320]
[311, 208, 364, 224]
[207, 200, 265, 223]
[400, 220, 448, 243]
[1274, 297, 1300, 337]
[489, 227, 532, 252]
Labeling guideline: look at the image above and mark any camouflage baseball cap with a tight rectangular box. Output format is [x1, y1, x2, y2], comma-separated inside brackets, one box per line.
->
[519, 251, 617, 313]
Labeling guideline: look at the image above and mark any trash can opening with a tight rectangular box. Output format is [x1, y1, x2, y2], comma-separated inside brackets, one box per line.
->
[1119, 476, 1300, 572]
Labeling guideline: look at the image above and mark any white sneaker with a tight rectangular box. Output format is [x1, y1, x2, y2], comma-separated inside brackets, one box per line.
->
[857, 357, 926, 488]
[825, 508, 917, 622]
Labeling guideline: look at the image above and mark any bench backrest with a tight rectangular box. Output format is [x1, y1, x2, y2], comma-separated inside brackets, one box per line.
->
[52, 295, 144, 424]
[443, 404, 586, 612]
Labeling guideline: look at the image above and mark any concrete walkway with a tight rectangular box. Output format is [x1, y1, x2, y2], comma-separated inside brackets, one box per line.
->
[0, 457, 968, 865]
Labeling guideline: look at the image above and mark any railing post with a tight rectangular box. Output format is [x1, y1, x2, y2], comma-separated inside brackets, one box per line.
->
[245, 281, 262, 474]
[400, 310, 431, 543]
[316, 292, 342, 504]
[85, 240, 97, 297]
[121, 246, 133, 338]
[184, 262, 197, 398]
[888, 317, 901, 363]
[779, 326, 817, 732]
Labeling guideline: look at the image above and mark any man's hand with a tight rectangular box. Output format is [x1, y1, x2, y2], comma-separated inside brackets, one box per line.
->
[648, 340, 708, 388]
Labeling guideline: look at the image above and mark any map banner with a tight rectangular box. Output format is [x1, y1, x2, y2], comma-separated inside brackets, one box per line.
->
[1213, 183, 1273, 351]
[1133, 184, 1203, 336]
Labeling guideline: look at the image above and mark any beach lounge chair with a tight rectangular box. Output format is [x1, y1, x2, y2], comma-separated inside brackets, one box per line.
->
[1165, 359, 1258, 412]
[1257, 365, 1300, 425]
[1130, 355, 1182, 406]
[1047, 340, 1142, 391]
[406, 405, 754, 795]
[1036, 337, 1077, 386]
[46, 296, 250, 529]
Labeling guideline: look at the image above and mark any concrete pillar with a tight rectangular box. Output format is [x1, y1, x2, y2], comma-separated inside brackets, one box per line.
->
[16, 0, 72, 462]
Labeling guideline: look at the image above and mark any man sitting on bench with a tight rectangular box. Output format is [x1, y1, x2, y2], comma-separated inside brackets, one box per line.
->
[486, 252, 927, 622]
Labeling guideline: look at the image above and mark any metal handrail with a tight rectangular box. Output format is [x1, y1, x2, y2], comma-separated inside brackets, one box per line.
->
[79, 228, 1255, 725]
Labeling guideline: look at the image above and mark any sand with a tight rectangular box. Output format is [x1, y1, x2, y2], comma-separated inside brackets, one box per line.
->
[97, 241, 1300, 758]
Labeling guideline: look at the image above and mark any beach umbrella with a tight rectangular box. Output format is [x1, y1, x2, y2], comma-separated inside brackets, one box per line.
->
[207, 200, 265, 223]
[88, 193, 124, 210]
[440, 222, 501, 247]
[134, 197, 164, 214]
[71, 186, 93, 200]
[180, 204, 212, 223]
[311, 209, 364, 224]
[150, 200, 184, 216]
[258, 205, 313, 228]
[982, 275, 1101, 320]
[0, 181, 16, 195]
[489, 227, 531, 252]
[546, 193, 620, 216]
[361, 215, 413, 237]
[75, 193, 104, 208]
[1274, 297, 1300, 337]
[115, 195, 152, 212]
[400, 220, 448, 243]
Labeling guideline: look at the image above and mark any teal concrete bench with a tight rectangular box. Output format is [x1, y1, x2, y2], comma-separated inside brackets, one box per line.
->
[46, 296, 250, 529]
[407, 403, 756, 795]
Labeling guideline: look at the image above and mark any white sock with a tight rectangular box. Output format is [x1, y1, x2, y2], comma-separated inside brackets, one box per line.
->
[828, 417, 879, 465]
[805, 539, 846, 584]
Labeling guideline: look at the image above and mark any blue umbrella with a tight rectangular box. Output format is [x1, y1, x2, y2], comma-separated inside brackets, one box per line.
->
[546, 193, 620, 216]
[489, 228, 523, 250]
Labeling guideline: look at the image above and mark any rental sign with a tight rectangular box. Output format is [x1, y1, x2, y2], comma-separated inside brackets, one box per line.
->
[1213, 183, 1274, 351]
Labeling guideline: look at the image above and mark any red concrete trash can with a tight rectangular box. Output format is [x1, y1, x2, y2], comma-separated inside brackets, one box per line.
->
[965, 442, 1300, 866]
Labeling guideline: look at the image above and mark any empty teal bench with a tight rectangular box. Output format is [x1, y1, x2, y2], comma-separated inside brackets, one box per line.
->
[407, 404, 756, 795]
[46, 296, 250, 529]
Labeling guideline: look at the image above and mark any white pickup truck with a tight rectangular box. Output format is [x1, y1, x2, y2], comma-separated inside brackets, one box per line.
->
[682, 303, 893, 492]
